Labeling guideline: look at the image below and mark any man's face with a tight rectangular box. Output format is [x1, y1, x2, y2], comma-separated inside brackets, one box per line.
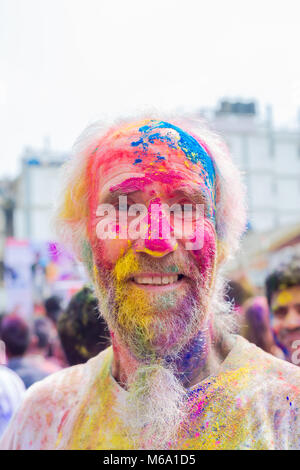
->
[86, 120, 218, 361]
[271, 285, 300, 361]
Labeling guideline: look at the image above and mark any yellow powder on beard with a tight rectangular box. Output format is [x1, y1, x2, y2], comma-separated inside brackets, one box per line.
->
[113, 249, 153, 340]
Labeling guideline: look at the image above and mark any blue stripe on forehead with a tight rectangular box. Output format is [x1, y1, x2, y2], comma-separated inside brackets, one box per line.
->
[132, 120, 216, 191]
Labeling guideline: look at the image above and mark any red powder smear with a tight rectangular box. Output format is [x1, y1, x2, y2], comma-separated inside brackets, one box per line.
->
[109, 171, 184, 194]
[141, 198, 176, 254]
[41, 434, 48, 447]
[191, 221, 216, 280]
[57, 409, 70, 434]
[110, 176, 153, 194]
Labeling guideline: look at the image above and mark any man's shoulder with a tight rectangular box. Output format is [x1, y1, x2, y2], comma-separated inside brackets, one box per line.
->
[233, 336, 300, 394]
[0, 346, 113, 449]
[25, 345, 113, 405]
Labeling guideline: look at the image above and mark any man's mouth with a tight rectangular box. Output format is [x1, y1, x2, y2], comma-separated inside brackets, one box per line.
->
[128, 273, 186, 291]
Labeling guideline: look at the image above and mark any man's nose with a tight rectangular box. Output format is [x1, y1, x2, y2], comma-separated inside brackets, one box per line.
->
[134, 199, 178, 258]
[283, 307, 300, 330]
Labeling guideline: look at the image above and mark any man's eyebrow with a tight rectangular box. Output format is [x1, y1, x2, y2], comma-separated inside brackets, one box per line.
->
[100, 176, 152, 202]
[101, 188, 140, 203]
[169, 186, 209, 205]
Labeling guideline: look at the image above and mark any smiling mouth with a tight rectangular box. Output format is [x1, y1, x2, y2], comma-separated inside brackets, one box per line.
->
[128, 273, 186, 291]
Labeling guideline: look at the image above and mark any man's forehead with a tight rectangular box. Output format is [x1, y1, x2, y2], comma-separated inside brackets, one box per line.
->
[271, 286, 300, 309]
[100, 173, 206, 202]
[90, 119, 216, 193]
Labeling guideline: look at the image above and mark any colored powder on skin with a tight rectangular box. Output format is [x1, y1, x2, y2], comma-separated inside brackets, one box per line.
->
[112, 249, 154, 344]
[109, 170, 185, 194]
[277, 291, 293, 306]
[135, 197, 178, 257]
[135, 120, 216, 192]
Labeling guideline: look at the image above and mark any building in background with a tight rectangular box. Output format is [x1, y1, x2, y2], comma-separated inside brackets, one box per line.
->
[200, 100, 300, 233]
[0, 144, 86, 317]
[0, 179, 15, 250]
[14, 142, 68, 241]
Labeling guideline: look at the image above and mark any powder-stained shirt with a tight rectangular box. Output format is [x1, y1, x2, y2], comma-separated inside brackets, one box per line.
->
[1, 335, 300, 450]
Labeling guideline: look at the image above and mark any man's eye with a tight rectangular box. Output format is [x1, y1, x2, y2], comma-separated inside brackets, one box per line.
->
[183, 204, 194, 212]
[295, 305, 300, 315]
[114, 201, 132, 211]
[274, 307, 288, 318]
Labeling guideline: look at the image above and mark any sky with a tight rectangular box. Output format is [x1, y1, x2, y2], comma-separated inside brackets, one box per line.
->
[1, 0, 300, 177]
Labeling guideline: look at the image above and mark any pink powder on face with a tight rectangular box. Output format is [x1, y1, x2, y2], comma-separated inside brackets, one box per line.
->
[189, 219, 217, 284]
[86, 124, 217, 271]
[142, 197, 176, 255]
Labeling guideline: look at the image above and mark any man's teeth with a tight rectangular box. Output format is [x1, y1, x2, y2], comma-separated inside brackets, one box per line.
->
[133, 275, 179, 285]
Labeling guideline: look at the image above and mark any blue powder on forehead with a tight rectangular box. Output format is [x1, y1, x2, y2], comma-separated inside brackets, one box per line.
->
[131, 120, 216, 191]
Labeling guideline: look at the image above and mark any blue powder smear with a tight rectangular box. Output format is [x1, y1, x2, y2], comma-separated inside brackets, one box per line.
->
[135, 120, 216, 190]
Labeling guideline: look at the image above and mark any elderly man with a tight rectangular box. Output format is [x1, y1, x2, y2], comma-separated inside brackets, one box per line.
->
[1, 117, 300, 450]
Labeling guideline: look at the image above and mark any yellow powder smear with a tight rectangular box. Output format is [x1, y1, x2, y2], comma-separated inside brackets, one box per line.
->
[66, 350, 134, 450]
[60, 181, 88, 221]
[113, 249, 139, 283]
[277, 290, 293, 306]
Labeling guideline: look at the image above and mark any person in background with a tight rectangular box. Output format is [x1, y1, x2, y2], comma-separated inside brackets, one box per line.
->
[0, 316, 25, 438]
[266, 252, 300, 364]
[57, 286, 110, 366]
[0, 315, 48, 389]
[44, 296, 62, 325]
[0, 365, 25, 439]
[44, 296, 68, 368]
[26, 317, 62, 374]
[225, 280, 252, 315]
[242, 296, 285, 359]
[225, 279, 254, 337]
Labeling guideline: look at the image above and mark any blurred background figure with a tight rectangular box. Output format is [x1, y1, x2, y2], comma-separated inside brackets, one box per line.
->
[44, 295, 62, 325]
[0, 364, 25, 439]
[225, 280, 253, 315]
[57, 286, 110, 366]
[242, 296, 285, 359]
[0, 314, 48, 388]
[266, 253, 300, 364]
[43, 296, 67, 369]
[26, 317, 62, 375]
[0, 313, 25, 438]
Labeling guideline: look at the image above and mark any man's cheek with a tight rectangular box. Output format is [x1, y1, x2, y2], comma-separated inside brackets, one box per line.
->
[93, 239, 130, 268]
[188, 220, 217, 277]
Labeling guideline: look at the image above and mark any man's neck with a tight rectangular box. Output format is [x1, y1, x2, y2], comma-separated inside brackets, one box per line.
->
[111, 327, 233, 390]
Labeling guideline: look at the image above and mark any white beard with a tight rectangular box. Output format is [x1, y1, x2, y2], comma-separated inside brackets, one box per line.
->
[118, 362, 188, 450]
